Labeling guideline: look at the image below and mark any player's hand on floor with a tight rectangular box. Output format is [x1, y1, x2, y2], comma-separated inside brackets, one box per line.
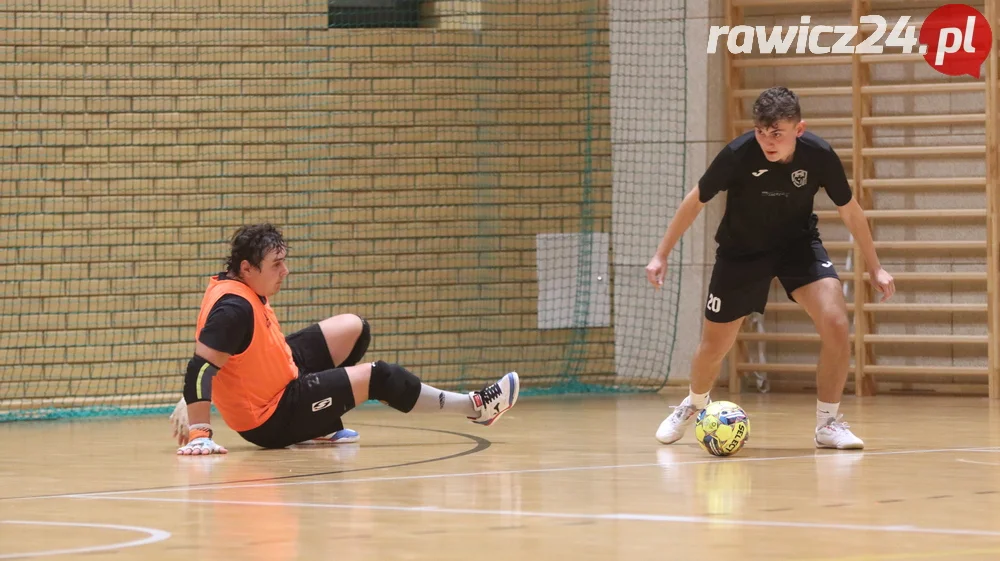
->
[870, 268, 895, 302]
[178, 437, 228, 455]
[177, 424, 227, 455]
[169, 397, 189, 446]
[645, 255, 667, 289]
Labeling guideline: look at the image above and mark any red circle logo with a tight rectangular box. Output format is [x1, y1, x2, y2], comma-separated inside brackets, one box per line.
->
[920, 4, 993, 78]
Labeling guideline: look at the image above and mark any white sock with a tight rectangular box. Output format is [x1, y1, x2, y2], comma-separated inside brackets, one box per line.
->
[411, 384, 476, 416]
[817, 400, 839, 428]
[688, 389, 711, 410]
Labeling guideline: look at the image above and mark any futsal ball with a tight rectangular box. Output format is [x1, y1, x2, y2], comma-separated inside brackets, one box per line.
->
[695, 401, 750, 457]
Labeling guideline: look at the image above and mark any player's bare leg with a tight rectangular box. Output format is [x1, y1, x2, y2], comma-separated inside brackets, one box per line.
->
[318, 314, 367, 367]
[791, 278, 850, 403]
[689, 317, 744, 394]
[656, 316, 743, 444]
[791, 277, 863, 449]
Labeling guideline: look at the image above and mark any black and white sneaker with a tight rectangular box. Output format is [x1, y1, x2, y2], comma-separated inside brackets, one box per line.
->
[470, 371, 519, 426]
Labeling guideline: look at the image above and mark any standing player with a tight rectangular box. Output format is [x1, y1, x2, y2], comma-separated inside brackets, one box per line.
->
[645, 87, 895, 450]
[169, 223, 519, 455]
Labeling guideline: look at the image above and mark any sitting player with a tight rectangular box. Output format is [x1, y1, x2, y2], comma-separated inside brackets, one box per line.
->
[169, 223, 519, 455]
[645, 87, 895, 450]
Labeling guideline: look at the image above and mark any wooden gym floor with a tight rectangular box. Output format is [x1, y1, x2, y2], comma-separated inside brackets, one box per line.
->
[2, 392, 1000, 561]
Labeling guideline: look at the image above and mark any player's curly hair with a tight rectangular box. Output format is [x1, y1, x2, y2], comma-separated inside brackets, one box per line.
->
[753, 87, 801, 128]
[225, 223, 287, 276]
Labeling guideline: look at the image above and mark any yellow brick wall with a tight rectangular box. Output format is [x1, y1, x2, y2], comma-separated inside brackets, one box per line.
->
[1, 0, 613, 410]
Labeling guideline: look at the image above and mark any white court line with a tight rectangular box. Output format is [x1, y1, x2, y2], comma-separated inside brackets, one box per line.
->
[73, 495, 1000, 539]
[0, 520, 170, 560]
[62, 445, 1000, 498]
[957, 458, 1000, 467]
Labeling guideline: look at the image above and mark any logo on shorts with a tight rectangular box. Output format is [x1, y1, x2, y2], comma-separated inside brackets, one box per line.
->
[791, 170, 808, 188]
[821, 261, 833, 268]
[311, 397, 333, 412]
[706, 293, 722, 313]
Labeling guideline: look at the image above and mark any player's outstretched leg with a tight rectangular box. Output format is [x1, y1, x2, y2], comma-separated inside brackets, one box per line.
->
[345, 361, 519, 426]
[656, 317, 742, 444]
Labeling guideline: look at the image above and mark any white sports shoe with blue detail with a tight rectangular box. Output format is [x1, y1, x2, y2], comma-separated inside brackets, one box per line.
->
[470, 371, 519, 426]
[303, 428, 360, 445]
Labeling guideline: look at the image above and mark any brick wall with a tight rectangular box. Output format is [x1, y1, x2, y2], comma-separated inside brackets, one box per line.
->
[0, 0, 613, 410]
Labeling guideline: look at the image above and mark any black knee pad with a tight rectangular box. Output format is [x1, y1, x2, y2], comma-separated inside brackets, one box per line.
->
[338, 317, 371, 368]
[369, 360, 421, 413]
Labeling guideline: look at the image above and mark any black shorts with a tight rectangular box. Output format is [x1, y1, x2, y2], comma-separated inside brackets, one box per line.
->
[705, 237, 839, 323]
[239, 324, 357, 449]
[286, 323, 337, 375]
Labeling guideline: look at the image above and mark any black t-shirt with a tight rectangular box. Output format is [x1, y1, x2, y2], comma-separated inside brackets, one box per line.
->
[698, 131, 853, 257]
[198, 274, 265, 355]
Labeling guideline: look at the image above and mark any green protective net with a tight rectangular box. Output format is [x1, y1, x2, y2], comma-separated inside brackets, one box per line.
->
[0, 0, 686, 421]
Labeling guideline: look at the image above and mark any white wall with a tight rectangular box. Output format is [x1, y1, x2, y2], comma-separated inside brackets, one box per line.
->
[611, 0, 729, 385]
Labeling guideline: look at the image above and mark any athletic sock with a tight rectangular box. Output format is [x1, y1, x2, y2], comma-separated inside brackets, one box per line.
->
[410, 384, 476, 416]
[688, 389, 711, 410]
[817, 400, 840, 428]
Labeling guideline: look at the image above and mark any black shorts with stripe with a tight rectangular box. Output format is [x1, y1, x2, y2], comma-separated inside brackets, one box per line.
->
[705, 237, 840, 323]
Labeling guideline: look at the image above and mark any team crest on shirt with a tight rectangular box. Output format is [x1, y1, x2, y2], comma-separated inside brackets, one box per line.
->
[791, 169, 808, 188]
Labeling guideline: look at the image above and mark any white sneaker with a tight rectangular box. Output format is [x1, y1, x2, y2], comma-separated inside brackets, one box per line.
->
[815, 416, 864, 450]
[655, 396, 705, 444]
[470, 371, 519, 426]
[301, 428, 360, 445]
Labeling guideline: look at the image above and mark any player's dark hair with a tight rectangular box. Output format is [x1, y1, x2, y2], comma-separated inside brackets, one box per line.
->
[752, 87, 801, 128]
[225, 223, 287, 276]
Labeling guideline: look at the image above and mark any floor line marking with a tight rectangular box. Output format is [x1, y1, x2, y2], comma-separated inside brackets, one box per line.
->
[70, 495, 1000, 539]
[61, 445, 1000, 498]
[0, 520, 170, 560]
